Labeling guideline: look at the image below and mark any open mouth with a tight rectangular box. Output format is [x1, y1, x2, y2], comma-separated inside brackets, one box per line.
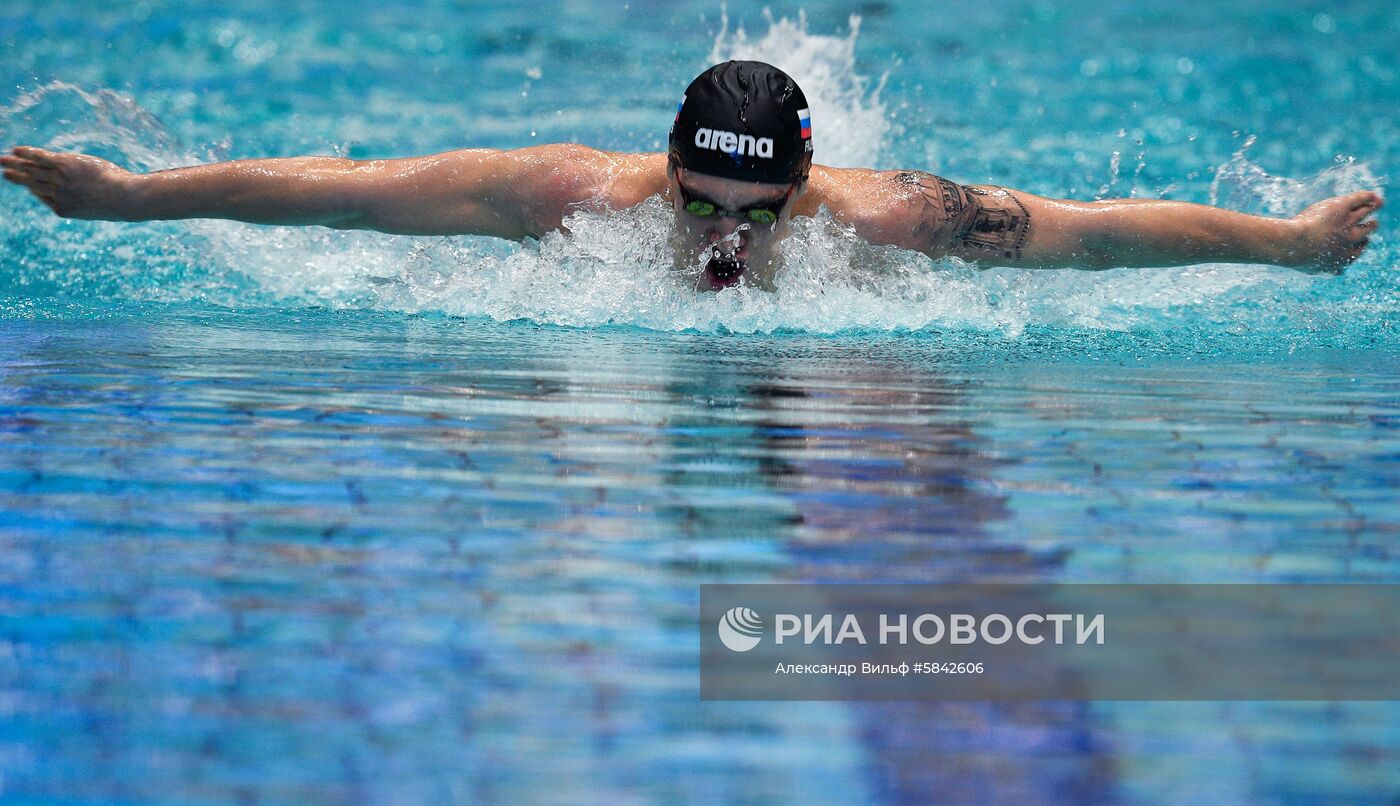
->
[703, 256, 746, 289]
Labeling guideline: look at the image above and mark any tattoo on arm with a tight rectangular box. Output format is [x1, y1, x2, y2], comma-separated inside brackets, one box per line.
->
[895, 171, 1031, 260]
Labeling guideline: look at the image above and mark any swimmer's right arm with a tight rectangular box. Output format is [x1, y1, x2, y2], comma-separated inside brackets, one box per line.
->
[2, 144, 610, 238]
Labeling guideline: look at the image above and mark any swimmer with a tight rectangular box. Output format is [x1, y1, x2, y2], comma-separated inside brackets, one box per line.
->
[3, 61, 1383, 291]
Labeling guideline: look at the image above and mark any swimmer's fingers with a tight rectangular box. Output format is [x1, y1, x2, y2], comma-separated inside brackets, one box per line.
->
[1347, 199, 1381, 225]
[1330, 194, 1382, 251]
[5, 150, 129, 220]
[1342, 190, 1384, 215]
[1, 154, 58, 187]
[5, 174, 60, 210]
[1348, 190, 1384, 211]
[1350, 217, 1379, 244]
[1292, 192, 1383, 275]
[1335, 191, 1383, 231]
[2, 159, 64, 215]
[1, 157, 56, 181]
[3, 168, 56, 194]
[10, 146, 59, 167]
[0, 154, 38, 171]
[3, 166, 57, 194]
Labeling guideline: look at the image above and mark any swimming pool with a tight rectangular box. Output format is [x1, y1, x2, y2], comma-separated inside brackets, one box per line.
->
[2, 1, 1398, 802]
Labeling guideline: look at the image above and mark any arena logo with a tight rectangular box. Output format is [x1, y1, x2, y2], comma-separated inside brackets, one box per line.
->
[717, 607, 764, 652]
[693, 128, 774, 159]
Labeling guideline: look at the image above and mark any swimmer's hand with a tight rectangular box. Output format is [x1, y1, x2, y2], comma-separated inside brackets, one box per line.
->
[1285, 191, 1383, 275]
[2, 146, 134, 220]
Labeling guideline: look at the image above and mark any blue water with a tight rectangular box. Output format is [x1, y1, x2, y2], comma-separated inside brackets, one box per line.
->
[2, 1, 1399, 802]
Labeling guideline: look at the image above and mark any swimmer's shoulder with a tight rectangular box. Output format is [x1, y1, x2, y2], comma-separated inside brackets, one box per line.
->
[593, 151, 669, 209]
[523, 146, 667, 208]
[798, 165, 969, 252]
[794, 164, 893, 218]
[504, 146, 666, 220]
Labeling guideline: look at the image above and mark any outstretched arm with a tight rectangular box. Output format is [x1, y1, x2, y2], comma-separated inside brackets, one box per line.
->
[868, 170, 1381, 274]
[2, 143, 615, 239]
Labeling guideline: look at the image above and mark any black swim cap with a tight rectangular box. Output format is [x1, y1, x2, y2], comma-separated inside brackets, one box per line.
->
[669, 60, 812, 184]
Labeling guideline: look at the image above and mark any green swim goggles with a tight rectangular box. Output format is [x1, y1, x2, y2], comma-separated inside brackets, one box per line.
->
[676, 179, 794, 225]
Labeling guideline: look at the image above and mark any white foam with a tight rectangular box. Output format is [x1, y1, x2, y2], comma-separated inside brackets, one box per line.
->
[368, 197, 999, 334]
[1211, 136, 1382, 216]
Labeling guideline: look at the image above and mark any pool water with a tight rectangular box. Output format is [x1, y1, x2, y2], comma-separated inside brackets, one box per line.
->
[2, 1, 1399, 802]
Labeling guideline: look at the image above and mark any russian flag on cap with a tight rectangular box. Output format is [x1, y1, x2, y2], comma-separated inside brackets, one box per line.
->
[797, 108, 811, 139]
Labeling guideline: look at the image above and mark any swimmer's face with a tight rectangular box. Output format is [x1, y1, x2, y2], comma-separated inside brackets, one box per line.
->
[667, 165, 802, 291]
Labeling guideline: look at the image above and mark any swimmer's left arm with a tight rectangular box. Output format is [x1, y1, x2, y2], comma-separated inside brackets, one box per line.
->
[885, 170, 1382, 274]
[1, 143, 615, 239]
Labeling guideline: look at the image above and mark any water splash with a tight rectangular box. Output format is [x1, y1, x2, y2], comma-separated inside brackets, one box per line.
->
[1211, 136, 1382, 216]
[708, 8, 889, 169]
[1, 82, 189, 171]
[376, 197, 997, 334]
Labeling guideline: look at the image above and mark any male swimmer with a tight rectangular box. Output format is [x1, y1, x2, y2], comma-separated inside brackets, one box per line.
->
[3, 61, 1383, 291]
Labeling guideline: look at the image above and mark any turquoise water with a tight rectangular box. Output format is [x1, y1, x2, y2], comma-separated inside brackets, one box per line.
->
[2, 1, 1399, 803]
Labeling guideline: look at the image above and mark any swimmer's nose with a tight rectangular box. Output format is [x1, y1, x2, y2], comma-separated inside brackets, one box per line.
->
[709, 217, 746, 251]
